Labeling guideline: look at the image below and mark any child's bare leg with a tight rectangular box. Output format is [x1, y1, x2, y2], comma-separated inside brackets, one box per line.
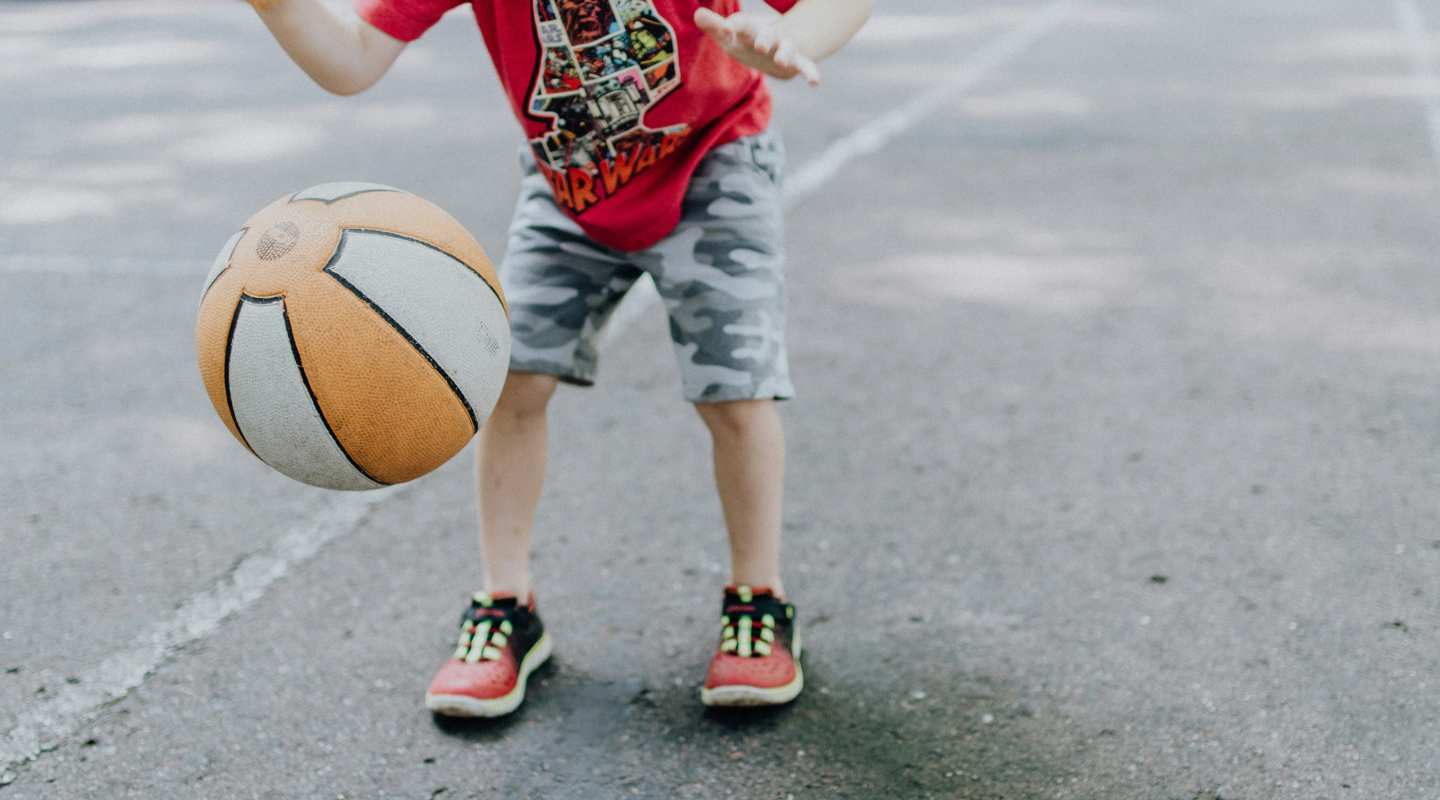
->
[695, 399, 786, 597]
[476, 371, 558, 598]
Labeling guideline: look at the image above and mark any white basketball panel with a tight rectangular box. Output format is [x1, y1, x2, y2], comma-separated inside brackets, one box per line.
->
[227, 298, 383, 491]
[325, 230, 511, 428]
[199, 229, 243, 305]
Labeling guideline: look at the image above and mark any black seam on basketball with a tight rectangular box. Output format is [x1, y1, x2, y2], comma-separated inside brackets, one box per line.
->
[271, 295, 390, 486]
[223, 295, 256, 457]
[343, 227, 506, 309]
[200, 227, 247, 304]
[288, 187, 405, 205]
[321, 230, 481, 433]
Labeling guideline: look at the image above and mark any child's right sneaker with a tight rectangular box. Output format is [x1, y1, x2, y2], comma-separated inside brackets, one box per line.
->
[700, 584, 803, 707]
[424, 591, 551, 718]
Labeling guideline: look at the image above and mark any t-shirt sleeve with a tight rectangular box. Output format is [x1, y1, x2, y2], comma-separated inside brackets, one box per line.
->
[353, 0, 465, 43]
[763, 0, 801, 12]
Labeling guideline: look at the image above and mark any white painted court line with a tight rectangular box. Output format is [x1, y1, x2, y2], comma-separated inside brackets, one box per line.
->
[1395, 0, 1440, 180]
[0, 0, 1079, 779]
[597, 0, 1079, 349]
[0, 486, 404, 773]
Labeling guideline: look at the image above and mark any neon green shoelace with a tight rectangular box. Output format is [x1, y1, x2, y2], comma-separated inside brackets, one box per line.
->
[719, 610, 779, 658]
[453, 592, 514, 663]
[719, 585, 792, 658]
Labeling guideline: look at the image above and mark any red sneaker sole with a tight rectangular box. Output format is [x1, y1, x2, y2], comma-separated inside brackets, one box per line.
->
[700, 631, 804, 707]
[700, 664, 804, 707]
[425, 632, 553, 718]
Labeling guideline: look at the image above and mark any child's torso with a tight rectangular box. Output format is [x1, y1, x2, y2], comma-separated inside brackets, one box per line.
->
[465, 0, 774, 250]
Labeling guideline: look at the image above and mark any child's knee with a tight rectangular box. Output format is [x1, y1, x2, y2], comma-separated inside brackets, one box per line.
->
[493, 371, 559, 421]
[694, 398, 777, 437]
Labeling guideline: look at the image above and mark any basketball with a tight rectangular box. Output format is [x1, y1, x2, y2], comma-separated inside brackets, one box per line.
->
[195, 182, 510, 490]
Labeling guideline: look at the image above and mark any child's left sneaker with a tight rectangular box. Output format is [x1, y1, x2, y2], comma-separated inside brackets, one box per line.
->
[425, 591, 551, 718]
[700, 584, 804, 707]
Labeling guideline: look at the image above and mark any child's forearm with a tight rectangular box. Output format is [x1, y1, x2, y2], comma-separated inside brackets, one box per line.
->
[249, 0, 405, 95]
[776, 0, 873, 62]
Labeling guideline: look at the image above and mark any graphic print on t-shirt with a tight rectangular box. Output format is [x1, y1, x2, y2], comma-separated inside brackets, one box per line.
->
[527, 0, 691, 214]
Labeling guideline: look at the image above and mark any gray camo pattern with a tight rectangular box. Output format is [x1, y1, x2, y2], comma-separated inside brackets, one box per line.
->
[500, 131, 793, 402]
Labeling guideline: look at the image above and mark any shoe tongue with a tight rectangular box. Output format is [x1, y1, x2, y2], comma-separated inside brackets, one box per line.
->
[723, 584, 775, 606]
[472, 591, 519, 609]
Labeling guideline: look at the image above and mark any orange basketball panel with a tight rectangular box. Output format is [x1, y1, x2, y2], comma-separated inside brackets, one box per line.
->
[282, 274, 475, 485]
[225, 200, 346, 300]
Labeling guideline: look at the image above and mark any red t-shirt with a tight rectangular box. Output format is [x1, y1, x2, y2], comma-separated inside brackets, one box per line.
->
[355, 0, 797, 251]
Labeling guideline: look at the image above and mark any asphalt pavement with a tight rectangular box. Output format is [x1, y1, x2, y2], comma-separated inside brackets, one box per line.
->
[1, 1, 1438, 798]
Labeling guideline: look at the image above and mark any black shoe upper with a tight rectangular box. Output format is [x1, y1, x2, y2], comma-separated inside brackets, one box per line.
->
[451, 592, 544, 664]
[718, 585, 797, 659]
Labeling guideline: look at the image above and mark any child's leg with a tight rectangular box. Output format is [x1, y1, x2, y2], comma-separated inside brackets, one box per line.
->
[476, 370, 558, 599]
[695, 399, 786, 597]
[635, 131, 799, 705]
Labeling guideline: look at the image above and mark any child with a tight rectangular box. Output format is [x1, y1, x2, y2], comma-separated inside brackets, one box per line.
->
[248, 0, 871, 715]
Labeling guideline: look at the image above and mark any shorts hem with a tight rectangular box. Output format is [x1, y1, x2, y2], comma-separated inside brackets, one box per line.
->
[687, 385, 796, 404]
[509, 360, 596, 388]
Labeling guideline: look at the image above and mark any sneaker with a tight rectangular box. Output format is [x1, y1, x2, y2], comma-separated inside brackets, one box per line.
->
[424, 591, 552, 717]
[700, 584, 803, 707]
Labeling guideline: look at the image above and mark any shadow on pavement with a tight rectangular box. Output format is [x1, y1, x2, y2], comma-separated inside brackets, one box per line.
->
[427, 659, 558, 742]
[428, 627, 1093, 799]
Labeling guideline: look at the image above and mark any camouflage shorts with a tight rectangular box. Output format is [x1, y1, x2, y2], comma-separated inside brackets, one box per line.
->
[500, 131, 793, 403]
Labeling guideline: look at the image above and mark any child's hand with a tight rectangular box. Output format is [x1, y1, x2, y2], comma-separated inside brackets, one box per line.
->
[694, 7, 821, 87]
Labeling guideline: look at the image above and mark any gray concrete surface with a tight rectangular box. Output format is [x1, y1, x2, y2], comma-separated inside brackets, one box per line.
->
[1, 0, 1438, 797]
